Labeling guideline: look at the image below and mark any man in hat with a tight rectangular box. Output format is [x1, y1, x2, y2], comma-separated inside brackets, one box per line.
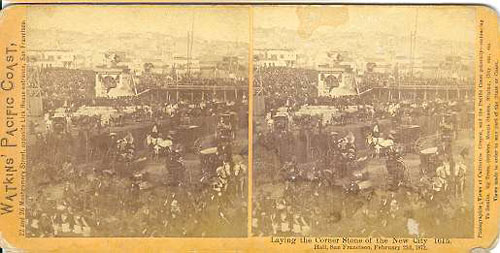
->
[232, 155, 247, 199]
[215, 159, 232, 207]
[372, 120, 381, 139]
[147, 124, 160, 149]
[338, 135, 355, 179]
[328, 131, 340, 153]
[453, 148, 468, 199]
[151, 124, 159, 138]
[173, 146, 186, 184]
[107, 132, 118, 160]
[118, 132, 135, 161]
[386, 148, 405, 189]
[217, 116, 231, 140]
[435, 155, 452, 192]
[439, 114, 454, 156]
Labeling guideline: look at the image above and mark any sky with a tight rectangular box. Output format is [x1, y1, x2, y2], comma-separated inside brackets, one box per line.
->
[27, 5, 476, 44]
[254, 6, 476, 43]
[26, 5, 476, 59]
[27, 6, 250, 42]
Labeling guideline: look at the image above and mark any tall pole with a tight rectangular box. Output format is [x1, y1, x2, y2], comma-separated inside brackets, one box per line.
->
[408, 9, 419, 101]
[187, 14, 195, 80]
[187, 31, 191, 79]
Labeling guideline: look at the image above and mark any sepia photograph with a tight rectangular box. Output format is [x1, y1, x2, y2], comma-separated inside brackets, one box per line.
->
[24, 6, 249, 237]
[252, 6, 476, 238]
[0, 2, 499, 252]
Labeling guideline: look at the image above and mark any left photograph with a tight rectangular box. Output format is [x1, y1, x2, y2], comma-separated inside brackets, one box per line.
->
[24, 6, 250, 237]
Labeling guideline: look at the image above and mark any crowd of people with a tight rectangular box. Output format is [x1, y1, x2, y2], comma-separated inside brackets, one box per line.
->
[253, 66, 474, 237]
[137, 72, 247, 93]
[360, 71, 471, 89]
[27, 67, 249, 237]
[254, 67, 317, 110]
[35, 68, 95, 111]
[35, 68, 247, 112]
[26, 153, 247, 237]
[26, 64, 475, 238]
[254, 67, 471, 115]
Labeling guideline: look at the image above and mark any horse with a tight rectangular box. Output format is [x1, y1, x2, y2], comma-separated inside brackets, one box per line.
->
[146, 134, 173, 159]
[365, 132, 393, 158]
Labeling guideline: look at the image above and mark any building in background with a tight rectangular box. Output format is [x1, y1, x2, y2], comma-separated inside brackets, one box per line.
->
[254, 48, 297, 68]
[172, 56, 201, 76]
[27, 49, 76, 69]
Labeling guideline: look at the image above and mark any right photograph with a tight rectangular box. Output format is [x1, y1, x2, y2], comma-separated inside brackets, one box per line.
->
[252, 6, 475, 238]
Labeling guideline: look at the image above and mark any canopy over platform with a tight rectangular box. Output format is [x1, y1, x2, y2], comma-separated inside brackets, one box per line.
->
[94, 67, 136, 98]
[317, 68, 358, 97]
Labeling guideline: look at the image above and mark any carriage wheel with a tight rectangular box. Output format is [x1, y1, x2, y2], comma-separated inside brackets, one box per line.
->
[193, 138, 202, 154]
[413, 137, 425, 153]
[413, 134, 439, 153]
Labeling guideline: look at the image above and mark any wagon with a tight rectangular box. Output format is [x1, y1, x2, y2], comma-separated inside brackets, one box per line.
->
[273, 114, 288, 132]
[220, 112, 238, 130]
[396, 125, 421, 153]
[419, 147, 439, 176]
[172, 125, 202, 153]
[199, 147, 220, 178]
[52, 116, 67, 134]
[217, 113, 236, 140]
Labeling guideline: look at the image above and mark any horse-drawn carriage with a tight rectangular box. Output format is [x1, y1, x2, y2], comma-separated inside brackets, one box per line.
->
[419, 147, 439, 177]
[173, 125, 202, 152]
[364, 122, 422, 157]
[199, 147, 220, 178]
[52, 116, 67, 134]
[145, 123, 203, 156]
[273, 113, 289, 132]
[190, 113, 237, 161]
[396, 125, 421, 153]
[217, 113, 236, 140]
